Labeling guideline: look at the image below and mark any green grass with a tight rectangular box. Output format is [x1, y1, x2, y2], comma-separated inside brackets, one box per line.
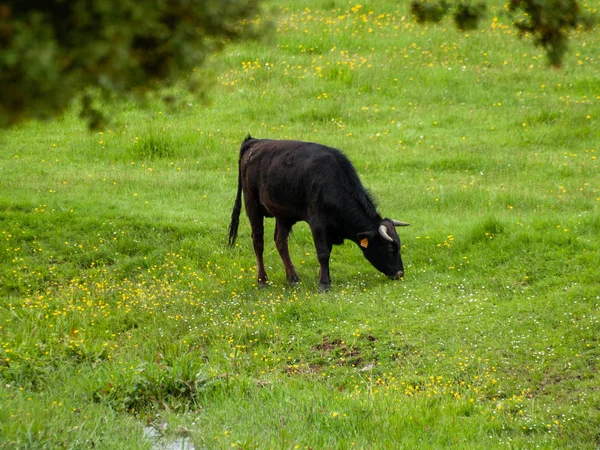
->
[1, 0, 599, 448]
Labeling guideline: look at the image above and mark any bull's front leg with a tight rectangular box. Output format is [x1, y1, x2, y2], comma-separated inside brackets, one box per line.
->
[309, 222, 332, 291]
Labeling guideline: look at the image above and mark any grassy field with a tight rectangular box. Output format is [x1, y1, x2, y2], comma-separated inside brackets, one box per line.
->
[1, 0, 599, 448]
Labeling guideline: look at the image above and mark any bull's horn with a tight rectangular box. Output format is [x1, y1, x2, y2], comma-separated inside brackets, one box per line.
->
[379, 224, 394, 242]
[391, 220, 410, 227]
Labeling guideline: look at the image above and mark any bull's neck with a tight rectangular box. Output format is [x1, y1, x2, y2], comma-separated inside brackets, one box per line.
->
[342, 211, 382, 243]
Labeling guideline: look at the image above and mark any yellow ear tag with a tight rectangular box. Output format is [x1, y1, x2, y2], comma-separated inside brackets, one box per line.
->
[360, 238, 369, 248]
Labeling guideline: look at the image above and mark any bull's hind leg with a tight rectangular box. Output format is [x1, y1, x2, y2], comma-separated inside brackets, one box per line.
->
[274, 218, 300, 284]
[245, 205, 268, 286]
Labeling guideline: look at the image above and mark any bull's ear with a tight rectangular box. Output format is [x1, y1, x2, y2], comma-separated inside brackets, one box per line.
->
[357, 230, 376, 248]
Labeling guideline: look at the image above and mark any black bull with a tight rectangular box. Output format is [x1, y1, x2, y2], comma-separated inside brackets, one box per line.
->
[228, 135, 409, 290]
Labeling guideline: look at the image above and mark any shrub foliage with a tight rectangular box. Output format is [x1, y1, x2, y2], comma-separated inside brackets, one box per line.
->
[0, 0, 261, 128]
[410, 0, 595, 67]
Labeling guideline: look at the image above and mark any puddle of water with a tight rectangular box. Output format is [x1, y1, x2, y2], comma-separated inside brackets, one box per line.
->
[143, 427, 196, 450]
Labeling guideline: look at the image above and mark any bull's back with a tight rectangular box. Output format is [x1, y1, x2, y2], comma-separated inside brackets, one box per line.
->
[241, 140, 347, 218]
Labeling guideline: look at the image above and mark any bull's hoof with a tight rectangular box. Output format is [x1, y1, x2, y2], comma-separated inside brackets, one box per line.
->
[289, 275, 301, 285]
[318, 282, 331, 292]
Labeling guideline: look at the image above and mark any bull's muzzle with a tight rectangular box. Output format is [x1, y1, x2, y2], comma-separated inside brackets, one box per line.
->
[388, 270, 404, 280]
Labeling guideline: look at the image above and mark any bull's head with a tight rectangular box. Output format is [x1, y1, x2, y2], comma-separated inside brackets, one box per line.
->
[357, 219, 409, 279]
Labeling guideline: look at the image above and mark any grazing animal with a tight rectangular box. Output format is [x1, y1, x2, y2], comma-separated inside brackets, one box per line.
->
[228, 135, 409, 290]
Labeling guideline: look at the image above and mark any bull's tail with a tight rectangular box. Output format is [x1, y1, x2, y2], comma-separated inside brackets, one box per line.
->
[228, 134, 254, 247]
[227, 170, 243, 247]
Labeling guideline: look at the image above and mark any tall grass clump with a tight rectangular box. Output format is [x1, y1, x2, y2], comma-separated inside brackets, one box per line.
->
[130, 134, 178, 160]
